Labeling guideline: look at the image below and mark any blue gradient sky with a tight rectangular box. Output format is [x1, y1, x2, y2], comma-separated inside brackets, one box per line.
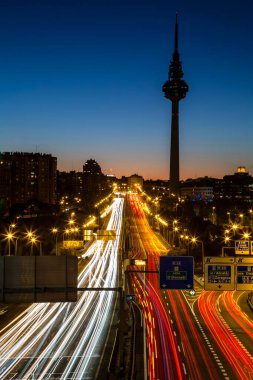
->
[0, 0, 253, 180]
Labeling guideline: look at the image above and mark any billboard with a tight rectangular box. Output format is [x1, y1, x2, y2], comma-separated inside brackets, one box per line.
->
[0, 256, 78, 303]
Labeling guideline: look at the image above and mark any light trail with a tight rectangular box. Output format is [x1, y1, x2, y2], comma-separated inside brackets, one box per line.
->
[127, 193, 184, 380]
[127, 193, 231, 380]
[198, 290, 253, 379]
[0, 197, 124, 380]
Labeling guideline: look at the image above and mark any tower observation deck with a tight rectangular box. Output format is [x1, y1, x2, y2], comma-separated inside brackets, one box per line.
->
[162, 14, 188, 195]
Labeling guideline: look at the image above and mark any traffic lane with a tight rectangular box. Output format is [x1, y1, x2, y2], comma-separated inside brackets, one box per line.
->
[162, 289, 222, 380]
[130, 270, 185, 380]
[216, 291, 253, 356]
[196, 291, 253, 380]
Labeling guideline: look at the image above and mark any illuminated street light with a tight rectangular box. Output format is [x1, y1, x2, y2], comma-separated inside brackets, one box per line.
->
[172, 220, 178, 246]
[5, 232, 14, 256]
[26, 231, 42, 256]
[243, 232, 250, 239]
[249, 209, 253, 229]
[26, 231, 34, 239]
[212, 206, 216, 224]
[231, 223, 238, 236]
[64, 228, 70, 244]
[191, 237, 205, 275]
[30, 236, 37, 256]
[52, 227, 58, 256]
[222, 236, 234, 257]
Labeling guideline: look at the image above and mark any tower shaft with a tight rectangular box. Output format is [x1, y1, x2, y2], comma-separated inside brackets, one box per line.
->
[170, 100, 179, 194]
[162, 14, 188, 196]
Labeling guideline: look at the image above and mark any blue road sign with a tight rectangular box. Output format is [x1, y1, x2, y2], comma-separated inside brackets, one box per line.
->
[237, 266, 253, 284]
[159, 256, 194, 290]
[207, 265, 231, 284]
[125, 294, 136, 302]
[204, 257, 235, 290]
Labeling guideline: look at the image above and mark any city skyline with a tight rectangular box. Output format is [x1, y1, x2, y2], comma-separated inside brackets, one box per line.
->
[1, 1, 253, 180]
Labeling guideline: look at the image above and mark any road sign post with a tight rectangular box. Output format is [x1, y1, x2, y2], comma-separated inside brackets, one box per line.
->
[159, 256, 194, 290]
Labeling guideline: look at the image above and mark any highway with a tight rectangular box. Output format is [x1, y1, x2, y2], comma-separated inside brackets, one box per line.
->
[0, 197, 124, 380]
[127, 192, 253, 380]
[196, 290, 253, 379]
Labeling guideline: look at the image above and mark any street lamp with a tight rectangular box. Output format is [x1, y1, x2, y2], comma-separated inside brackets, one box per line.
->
[212, 206, 216, 224]
[231, 223, 238, 236]
[26, 231, 34, 239]
[6, 232, 14, 256]
[183, 235, 190, 255]
[249, 209, 253, 229]
[222, 236, 234, 257]
[52, 228, 58, 256]
[172, 220, 178, 246]
[14, 238, 19, 256]
[191, 237, 205, 276]
[68, 219, 75, 226]
[239, 214, 244, 227]
[26, 231, 41, 256]
[30, 237, 37, 256]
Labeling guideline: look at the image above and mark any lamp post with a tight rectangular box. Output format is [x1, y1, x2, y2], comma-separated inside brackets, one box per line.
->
[173, 226, 179, 247]
[239, 213, 244, 227]
[222, 236, 232, 257]
[191, 237, 204, 276]
[25, 230, 38, 256]
[212, 206, 216, 224]
[231, 223, 238, 236]
[30, 237, 36, 256]
[172, 220, 178, 247]
[184, 235, 189, 255]
[6, 232, 14, 256]
[52, 228, 58, 255]
[64, 229, 70, 241]
[15, 238, 19, 256]
[249, 209, 253, 229]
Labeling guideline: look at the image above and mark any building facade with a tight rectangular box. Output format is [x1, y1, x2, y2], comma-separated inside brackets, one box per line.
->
[0, 152, 57, 209]
[214, 167, 253, 202]
[82, 159, 107, 208]
[57, 170, 83, 200]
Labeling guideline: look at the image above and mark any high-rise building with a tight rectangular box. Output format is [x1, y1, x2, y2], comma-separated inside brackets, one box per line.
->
[0, 152, 57, 208]
[82, 159, 106, 208]
[215, 167, 253, 202]
[162, 14, 189, 195]
[57, 170, 83, 200]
